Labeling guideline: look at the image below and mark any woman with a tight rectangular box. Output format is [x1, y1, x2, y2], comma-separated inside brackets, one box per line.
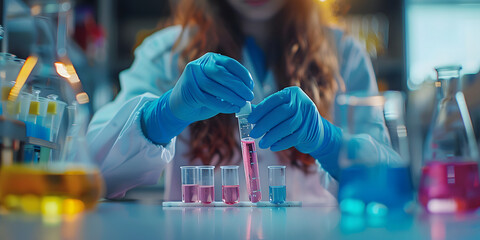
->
[87, 0, 392, 204]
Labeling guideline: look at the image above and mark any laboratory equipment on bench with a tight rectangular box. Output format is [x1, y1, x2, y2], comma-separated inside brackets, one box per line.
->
[198, 166, 215, 204]
[268, 166, 286, 204]
[336, 91, 413, 216]
[221, 166, 240, 205]
[181, 166, 198, 203]
[236, 101, 262, 203]
[0, 0, 104, 215]
[419, 66, 480, 213]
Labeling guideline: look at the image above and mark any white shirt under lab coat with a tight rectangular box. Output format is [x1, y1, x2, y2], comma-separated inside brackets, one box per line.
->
[86, 26, 391, 205]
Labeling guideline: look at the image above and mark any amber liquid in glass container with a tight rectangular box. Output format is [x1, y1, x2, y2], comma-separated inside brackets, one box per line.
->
[0, 165, 104, 214]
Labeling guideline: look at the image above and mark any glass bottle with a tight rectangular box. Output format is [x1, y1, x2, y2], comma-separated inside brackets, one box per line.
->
[336, 91, 413, 216]
[0, 0, 104, 215]
[419, 66, 480, 213]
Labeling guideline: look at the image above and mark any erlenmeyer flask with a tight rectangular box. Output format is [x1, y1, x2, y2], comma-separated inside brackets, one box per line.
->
[419, 66, 480, 213]
[336, 91, 413, 215]
[0, 0, 104, 215]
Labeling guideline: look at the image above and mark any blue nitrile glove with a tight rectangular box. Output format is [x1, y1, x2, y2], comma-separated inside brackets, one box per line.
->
[248, 86, 342, 178]
[141, 52, 254, 144]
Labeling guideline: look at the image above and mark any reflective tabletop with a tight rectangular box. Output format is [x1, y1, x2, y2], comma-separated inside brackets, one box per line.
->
[1, 201, 480, 240]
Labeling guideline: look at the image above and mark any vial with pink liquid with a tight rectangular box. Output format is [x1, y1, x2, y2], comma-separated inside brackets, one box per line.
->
[198, 166, 215, 204]
[236, 101, 262, 203]
[221, 166, 240, 205]
[181, 166, 198, 203]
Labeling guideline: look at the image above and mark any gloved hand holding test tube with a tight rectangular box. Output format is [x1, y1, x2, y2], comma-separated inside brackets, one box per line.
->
[236, 101, 262, 203]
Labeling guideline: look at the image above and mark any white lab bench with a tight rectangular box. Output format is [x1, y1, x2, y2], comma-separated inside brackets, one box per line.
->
[0, 201, 479, 240]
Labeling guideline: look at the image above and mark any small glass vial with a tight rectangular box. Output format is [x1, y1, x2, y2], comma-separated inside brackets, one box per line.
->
[221, 166, 240, 205]
[180, 166, 198, 203]
[268, 166, 286, 204]
[198, 166, 215, 204]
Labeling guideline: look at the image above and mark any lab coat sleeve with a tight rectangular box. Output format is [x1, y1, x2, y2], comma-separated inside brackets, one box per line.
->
[87, 26, 183, 199]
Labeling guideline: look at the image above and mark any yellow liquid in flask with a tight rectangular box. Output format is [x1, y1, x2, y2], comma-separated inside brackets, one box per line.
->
[0, 165, 104, 214]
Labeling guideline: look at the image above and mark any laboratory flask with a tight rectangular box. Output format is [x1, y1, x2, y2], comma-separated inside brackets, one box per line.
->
[0, 0, 104, 215]
[336, 91, 413, 215]
[419, 66, 480, 213]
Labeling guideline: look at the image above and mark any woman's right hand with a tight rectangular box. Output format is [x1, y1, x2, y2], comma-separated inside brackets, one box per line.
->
[169, 52, 254, 122]
[141, 52, 254, 144]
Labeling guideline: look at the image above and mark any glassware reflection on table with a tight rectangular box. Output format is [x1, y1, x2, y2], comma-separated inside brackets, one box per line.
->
[336, 91, 413, 216]
[0, 0, 104, 216]
[419, 66, 480, 213]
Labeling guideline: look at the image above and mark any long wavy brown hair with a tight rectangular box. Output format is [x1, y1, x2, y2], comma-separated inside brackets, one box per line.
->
[169, 0, 342, 173]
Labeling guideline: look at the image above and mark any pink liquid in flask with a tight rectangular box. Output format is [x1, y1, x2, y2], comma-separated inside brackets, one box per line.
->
[182, 184, 198, 203]
[222, 185, 240, 205]
[419, 161, 480, 212]
[241, 139, 262, 203]
[198, 185, 215, 204]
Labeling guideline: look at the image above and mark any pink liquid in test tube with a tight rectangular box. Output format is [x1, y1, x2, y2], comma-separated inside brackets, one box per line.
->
[182, 184, 198, 203]
[222, 185, 240, 205]
[241, 139, 262, 202]
[198, 185, 215, 204]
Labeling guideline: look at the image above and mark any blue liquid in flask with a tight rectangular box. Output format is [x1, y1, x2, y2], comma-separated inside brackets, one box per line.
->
[338, 165, 413, 214]
[269, 186, 286, 204]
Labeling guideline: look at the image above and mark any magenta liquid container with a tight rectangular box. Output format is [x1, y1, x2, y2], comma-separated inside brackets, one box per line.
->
[198, 166, 215, 204]
[221, 166, 240, 205]
[420, 66, 480, 213]
[236, 102, 262, 203]
[180, 166, 198, 203]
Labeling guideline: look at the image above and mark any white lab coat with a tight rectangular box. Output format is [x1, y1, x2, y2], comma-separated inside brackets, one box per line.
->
[87, 25, 391, 204]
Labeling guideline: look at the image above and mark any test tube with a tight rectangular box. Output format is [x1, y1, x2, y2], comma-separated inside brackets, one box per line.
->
[198, 166, 215, 204]
[44, 96, 58, 142]
[235, 101, 262, 203]
[221, 166, 240, 205]
[181, 166, 198, 203]
[268, 166, 286, 204]
[26, 89, 41, 138]
[46, 94, 64, 143]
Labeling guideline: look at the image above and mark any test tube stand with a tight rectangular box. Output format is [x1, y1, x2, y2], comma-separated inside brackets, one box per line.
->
[0, 116, 58, 166]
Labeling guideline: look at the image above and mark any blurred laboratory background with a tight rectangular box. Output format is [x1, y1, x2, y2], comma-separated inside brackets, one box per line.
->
[2, 0, 480, 198]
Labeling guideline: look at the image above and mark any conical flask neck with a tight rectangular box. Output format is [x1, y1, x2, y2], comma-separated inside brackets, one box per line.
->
[435, 66, 462, 98]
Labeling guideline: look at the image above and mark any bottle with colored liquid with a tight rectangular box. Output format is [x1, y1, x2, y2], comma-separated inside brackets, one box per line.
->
[181, 166, 198, 203]
[198, 166, 215, 204]
[0, 1, 104, 215]
[221, 166, 240, 205]
[235, 102, 261, 203]
[419, 66, 480, 213]
[268, 166, 286, 204]
[336, 92, 413, 215]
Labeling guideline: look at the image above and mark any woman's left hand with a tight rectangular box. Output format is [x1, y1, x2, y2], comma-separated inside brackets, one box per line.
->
[248, 86, 326, 153]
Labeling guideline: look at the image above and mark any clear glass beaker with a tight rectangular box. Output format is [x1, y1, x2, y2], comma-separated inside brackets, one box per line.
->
[336, 91, 413, 215]
[0, 0, 104, 215]
[221, 166, 240, 205]
[419, 66, 480, 213]
[268, 166, 286, 204]
[181, 166, 198, 203]
[198, 166, 215, 204]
